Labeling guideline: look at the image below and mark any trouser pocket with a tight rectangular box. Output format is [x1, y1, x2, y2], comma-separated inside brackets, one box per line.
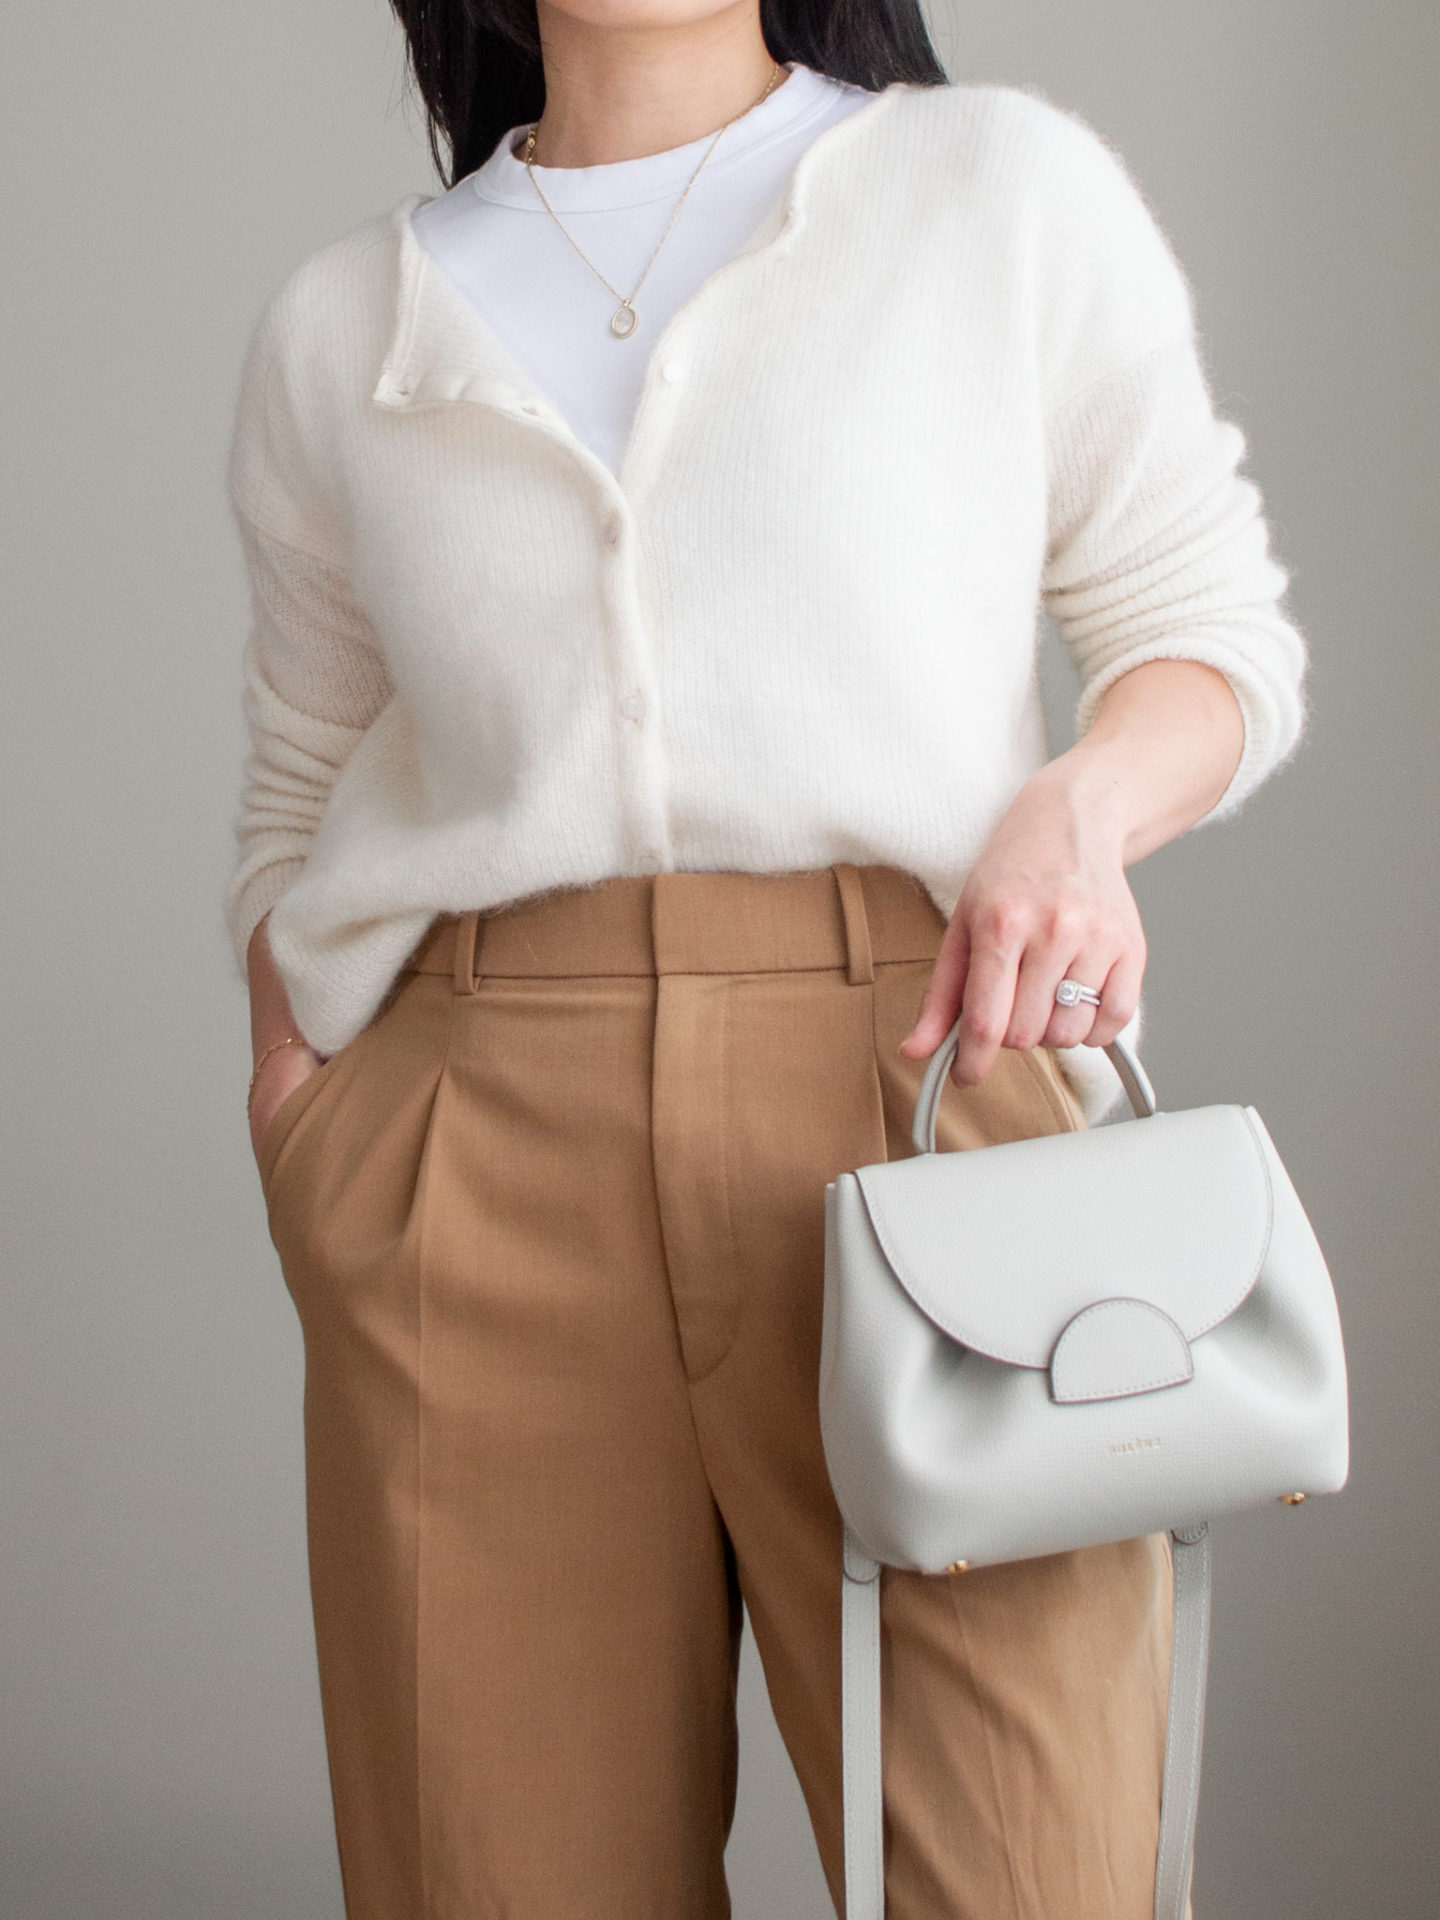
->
[256, 1044, 350, 1196]
[260, 970, 455, 1271]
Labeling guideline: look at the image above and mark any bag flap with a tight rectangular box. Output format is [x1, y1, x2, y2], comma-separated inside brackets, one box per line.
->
[852, 1104, 1273, 1369]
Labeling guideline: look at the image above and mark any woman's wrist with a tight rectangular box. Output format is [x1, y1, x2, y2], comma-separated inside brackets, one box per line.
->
[247, 1035, 317, 1115]
[1008, 746, 1131, 871]
[1047, 661, 1247, 866]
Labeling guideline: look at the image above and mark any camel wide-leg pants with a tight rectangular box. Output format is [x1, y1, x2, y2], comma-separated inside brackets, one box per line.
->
[257, 864, 1172, 1920]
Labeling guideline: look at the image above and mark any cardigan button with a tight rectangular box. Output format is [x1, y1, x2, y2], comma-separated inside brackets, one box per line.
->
[637, 850, 662, 874]
[660, 359, 686, 384]
[601, 515, 623, 546]
[619, 691, 646, 723]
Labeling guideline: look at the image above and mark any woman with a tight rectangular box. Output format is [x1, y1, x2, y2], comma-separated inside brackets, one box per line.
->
[229, 2, 1304, 1914]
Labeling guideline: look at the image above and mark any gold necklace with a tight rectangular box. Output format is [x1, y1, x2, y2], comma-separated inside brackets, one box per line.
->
[522, 62, 785, 340]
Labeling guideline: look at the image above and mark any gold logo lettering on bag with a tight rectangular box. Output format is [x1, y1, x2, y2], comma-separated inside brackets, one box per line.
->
[1108, 1436, 1163, 1456]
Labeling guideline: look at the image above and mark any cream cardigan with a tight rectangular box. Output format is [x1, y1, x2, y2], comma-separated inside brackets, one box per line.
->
[224, 79, 1306, 1118]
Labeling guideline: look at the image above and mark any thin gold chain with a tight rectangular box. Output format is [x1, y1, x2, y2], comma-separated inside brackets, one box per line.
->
[522, 62, 785, 338]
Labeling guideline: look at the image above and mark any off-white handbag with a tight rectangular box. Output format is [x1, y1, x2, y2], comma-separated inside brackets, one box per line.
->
[820, 1020, 1349, 1920]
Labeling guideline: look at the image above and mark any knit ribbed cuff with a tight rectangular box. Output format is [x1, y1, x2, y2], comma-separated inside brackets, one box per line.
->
[1074, 638, 1304, 830]
[225, 857, 308, 984]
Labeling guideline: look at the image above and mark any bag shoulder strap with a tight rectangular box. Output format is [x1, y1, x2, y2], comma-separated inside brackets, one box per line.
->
[1157, 1523, 1212, 1919]
[840, 1522, 1212, 1920]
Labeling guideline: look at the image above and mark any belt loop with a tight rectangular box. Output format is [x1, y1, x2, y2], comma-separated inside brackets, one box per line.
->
[833, 865, 875, 986]
[452, 909, 481, 996]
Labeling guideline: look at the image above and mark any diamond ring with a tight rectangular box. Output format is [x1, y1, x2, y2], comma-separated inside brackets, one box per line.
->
[1055, 978, 1103, 1010]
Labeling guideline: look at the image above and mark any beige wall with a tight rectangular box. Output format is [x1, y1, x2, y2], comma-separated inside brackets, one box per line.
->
[2, 3, 1435, 1914]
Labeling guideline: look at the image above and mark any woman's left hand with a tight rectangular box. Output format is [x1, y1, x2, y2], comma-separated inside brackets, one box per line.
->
[899, 659, 1247, 1087]
[900, 760, 1144, 1085]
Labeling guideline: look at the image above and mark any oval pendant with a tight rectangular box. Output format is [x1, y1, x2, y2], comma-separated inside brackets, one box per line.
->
[610, 304, 638, 339]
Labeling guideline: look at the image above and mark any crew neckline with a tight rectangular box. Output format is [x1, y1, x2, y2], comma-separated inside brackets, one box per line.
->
[471, 62, 868, 213]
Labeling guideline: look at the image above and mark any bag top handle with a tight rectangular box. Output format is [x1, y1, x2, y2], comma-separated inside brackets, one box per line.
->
[911, 1019, 1158, 1155]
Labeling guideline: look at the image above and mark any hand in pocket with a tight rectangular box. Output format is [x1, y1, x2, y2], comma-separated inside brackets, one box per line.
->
[250, 1043, 326, 1169]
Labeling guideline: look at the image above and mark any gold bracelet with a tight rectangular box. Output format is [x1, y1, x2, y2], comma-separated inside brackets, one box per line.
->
[247, 1035, 312, 1116]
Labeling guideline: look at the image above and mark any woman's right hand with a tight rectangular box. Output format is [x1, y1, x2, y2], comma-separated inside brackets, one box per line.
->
[247, 912, 326, 1170]
[249, 1041, 324, 1167]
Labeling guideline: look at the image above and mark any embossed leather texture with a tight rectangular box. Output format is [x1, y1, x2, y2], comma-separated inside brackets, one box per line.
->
[819, 1022, 1349, 1920]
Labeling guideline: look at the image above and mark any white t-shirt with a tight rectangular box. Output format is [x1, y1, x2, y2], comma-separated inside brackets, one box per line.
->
[411, 62, 872, 474]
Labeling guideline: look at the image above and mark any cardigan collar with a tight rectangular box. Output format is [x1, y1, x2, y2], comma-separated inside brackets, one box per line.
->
[372, 194, 553, 418]
[370, 78, 908, 419]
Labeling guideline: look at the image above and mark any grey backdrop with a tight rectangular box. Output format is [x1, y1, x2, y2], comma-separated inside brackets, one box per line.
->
[2, 3, 1435, 1915]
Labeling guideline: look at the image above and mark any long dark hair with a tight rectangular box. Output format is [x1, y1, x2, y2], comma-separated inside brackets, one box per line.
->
[388, 1, 948, 189]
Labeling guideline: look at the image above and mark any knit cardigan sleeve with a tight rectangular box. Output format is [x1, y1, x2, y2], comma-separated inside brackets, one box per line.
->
[1030, 103, 1306, 818]
[222, 293, 394, 980]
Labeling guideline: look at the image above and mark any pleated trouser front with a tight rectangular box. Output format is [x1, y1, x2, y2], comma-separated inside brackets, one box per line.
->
[256, 864, 1172, 1920]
